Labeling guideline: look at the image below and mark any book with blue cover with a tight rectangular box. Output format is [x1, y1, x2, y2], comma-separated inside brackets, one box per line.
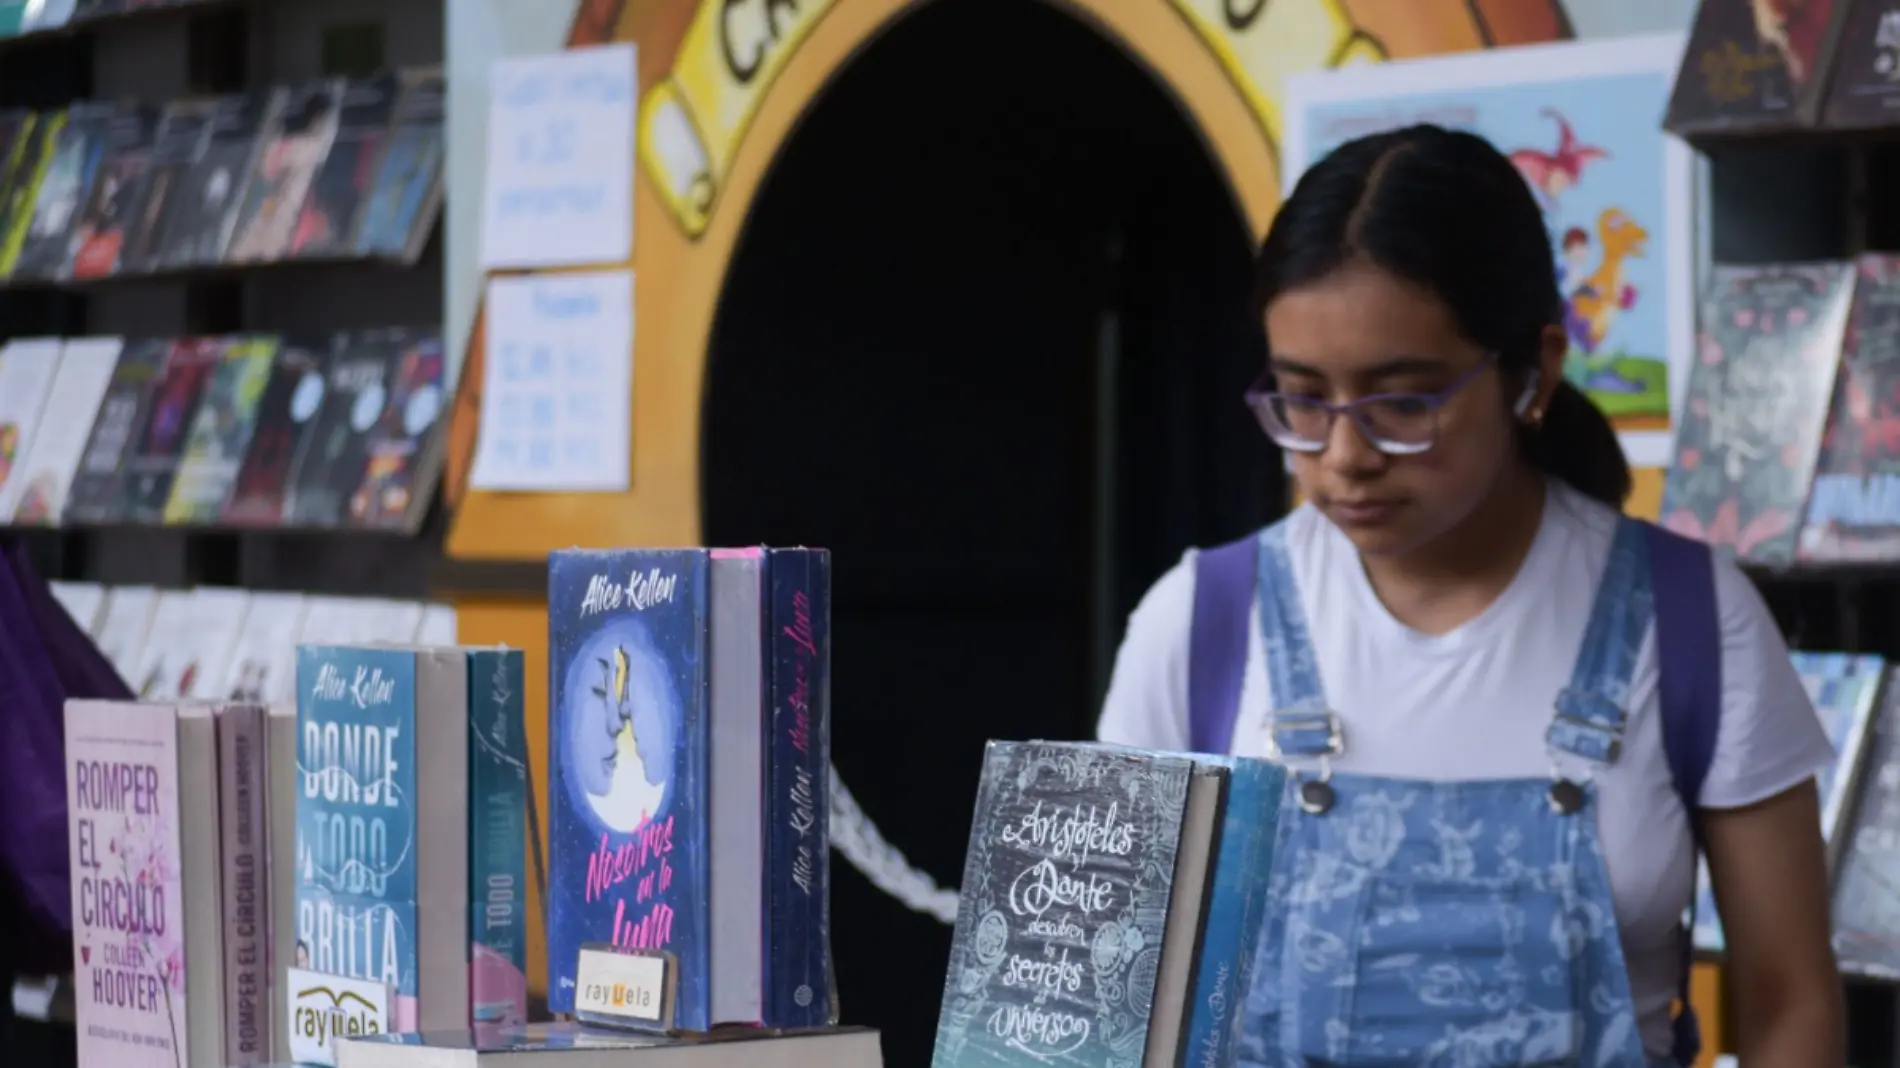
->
[764, 547, 833, 1028]
[465, 648, 529, 1026]
[1182, 756, 1284, 1068]
[546, 550, 711, 1027]
[295, 645, 422, 1031]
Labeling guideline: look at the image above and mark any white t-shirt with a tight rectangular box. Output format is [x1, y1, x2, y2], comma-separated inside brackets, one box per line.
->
[1096, 479, 1833, 1057]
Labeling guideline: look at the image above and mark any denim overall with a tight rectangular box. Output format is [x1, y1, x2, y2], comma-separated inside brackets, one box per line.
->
[1236, 518, 1676, 1068]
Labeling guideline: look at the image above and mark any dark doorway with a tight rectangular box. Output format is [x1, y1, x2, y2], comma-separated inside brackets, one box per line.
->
[702, 0, 1274, 1061]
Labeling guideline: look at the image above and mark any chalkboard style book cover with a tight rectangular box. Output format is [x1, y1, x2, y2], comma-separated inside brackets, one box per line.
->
[547, 550, 712, 1027]
[930, 741, 1283, 1068]
[294, 644, 478, 1035]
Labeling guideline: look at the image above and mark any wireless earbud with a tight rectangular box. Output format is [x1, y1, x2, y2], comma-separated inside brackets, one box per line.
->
[1513, 371, 1541, 417]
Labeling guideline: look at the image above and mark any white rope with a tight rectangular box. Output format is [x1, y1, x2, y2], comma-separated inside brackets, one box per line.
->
[827, 764, 960, 924]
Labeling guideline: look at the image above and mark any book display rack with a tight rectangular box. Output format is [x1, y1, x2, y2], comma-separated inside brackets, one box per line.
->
[0, 1, 453, 1064]
[1659, 2, 1900, 1063]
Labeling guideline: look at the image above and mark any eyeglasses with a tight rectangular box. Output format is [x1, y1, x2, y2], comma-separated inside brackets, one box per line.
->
[1243, 355, 1498, 457]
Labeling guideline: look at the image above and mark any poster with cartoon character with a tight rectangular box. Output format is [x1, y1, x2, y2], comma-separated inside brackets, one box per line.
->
[1281, 33, 1698, 468]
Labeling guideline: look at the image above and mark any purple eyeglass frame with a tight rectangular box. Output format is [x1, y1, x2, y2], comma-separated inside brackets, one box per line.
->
[1242, 354, 1500, 456]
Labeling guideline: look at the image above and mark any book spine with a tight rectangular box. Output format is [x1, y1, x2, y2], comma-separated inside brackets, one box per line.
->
[1181, 759, 1284, 1068]
[217, 705, 269, 1065]
[765, 548, 831, 1028]
[466, 649, 529, 1027]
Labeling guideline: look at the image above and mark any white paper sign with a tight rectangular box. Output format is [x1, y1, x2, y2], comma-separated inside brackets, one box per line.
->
[481, 43, 637, 269]
[470, 271, 634, 492]
[285, 967, 392, 1067]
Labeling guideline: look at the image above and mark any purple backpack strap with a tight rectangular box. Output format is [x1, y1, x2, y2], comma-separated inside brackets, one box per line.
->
[1643, 522, 1722, 1067]
[1188, 534, 1259, 754]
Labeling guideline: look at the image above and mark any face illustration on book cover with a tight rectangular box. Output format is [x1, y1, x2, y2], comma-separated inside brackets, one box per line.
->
[68, 716, 191, 1068]
[69, 108, 158, 279]
[229, 83, 339, 262]
[1661, 263, 1854, 563]
[549, 553, 706, 1016]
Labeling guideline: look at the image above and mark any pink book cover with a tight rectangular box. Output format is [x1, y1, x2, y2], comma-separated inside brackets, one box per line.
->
[66, 700, 190, 1068]
[217, 705, 269, 1064]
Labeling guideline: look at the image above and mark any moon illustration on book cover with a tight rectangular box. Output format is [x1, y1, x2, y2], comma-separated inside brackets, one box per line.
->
[560, 616, 682, 835]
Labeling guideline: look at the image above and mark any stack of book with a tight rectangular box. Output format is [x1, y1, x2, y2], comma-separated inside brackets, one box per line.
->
[46, 579, 454, 703]
[0, 67, 443, 284]
[64, 641, 529, 1068]
[0, 328, 445, 532]
[928, 741, 1284, 1068]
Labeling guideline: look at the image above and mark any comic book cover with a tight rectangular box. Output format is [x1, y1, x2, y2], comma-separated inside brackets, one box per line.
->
[347, 329, 444, 531]
[290, 70, 397, 259]
[226, 79, 341, 263]
[151, 90, 282, 269]
[163, 335, 278, 524]
[119, 99, 216, 275]
[67, 103, 160, 280]
[11, 101, 115, 281]
[354, 66, 444, 264]
[1666, 0, 1852, 136]
[1661, 262, 1856, 565]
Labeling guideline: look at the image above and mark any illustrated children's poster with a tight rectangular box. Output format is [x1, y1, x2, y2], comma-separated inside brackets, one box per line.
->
[1281, 33, 1696, 469]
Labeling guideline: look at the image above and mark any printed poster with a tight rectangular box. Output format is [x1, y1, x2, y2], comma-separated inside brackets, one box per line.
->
[1282, 33, 1697, 468]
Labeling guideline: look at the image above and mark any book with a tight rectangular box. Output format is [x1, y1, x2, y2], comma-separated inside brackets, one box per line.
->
[217, 592, 306, 702]
[335, 1024, 884, 1068]
[48, 579, 107, 634]
[1794, 650, 1887, 851]
[163, 335, 278, 524]
[153, 90, 283, 269]
[295, 645, 472, 1033]
[708, 551, 766, 1027]
[68, 103, 161, 279]
[66, 700, 224, 1068]
[1823, 0, 1900, 127]
[1832, 668, 1900, 976]
[763, 548, 832, 1029]
[546, 550, 711, 1025]
[283, 331, 398, 527]
[1661, 262, 1856, 565]
[346, 329, 444, 531]
[1183, 757, 1285, 1068]
[221, 338, 329, 526]
[464, 648, 529, 1027]
[217, 703, 271, 1066]
[1798, 254, 1900, 561]
[226, 79, 342, 264]
[64, 338, 170, 525]
[353, 66, 444, 263]
[0, 109, 63, 276]
[1666, 0, 1852, 136]
[290, 71, 398, 260]
[94, 585, 159, 686]
[9, 337, 124, 525]
[930, 741, 1194, 1068]
[120, 337, 222, 524]
[119, 99, 216, 275]
[11, 101, 113, 281]
[129, 587, 249, 699]
[0, 337, 66, 515]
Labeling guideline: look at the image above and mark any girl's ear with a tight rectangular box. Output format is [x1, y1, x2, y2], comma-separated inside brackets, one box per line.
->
[1525, 324, 1569, 422]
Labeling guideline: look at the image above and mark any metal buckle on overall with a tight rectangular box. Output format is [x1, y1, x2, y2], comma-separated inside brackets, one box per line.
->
[1271, 709, 1343, 815]
[1544, 689, 1626, 815]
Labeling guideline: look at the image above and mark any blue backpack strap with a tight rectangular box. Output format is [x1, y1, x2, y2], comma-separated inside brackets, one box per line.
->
[1644, 522, 1722, 1067]
[1188, 533, 1259, 754]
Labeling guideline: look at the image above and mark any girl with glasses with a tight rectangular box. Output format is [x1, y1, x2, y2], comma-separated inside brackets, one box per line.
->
[1097, 124, 1841, 1066]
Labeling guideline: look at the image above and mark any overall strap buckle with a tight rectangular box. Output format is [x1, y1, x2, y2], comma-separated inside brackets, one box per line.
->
[1546, 689, 1626, 765]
